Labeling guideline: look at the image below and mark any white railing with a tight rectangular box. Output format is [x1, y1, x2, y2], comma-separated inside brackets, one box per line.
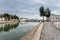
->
[53, 22, 60, 29]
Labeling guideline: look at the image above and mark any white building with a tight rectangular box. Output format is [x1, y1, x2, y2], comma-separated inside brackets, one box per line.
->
[48, 14, 60, 22]
[0, 17, 5, 22]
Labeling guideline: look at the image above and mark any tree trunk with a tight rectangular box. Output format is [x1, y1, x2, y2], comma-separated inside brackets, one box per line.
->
[47, 17, 49, 22]
[43, 16, 44, 22]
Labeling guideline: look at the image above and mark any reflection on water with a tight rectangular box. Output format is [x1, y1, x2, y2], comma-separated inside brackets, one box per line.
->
[0, 23, 19, 32]
[0, 22, 39, 40]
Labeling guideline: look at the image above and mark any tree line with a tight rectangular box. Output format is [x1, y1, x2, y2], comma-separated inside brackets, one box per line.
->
[2, 13, 19, 21]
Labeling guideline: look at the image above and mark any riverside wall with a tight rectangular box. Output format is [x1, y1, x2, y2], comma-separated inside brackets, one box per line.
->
[20, 22, 45, 40]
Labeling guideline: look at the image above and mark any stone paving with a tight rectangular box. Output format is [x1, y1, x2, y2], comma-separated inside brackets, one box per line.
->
[40, 22, 60, 40]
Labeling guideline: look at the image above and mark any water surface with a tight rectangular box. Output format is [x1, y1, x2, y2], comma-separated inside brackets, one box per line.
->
[0, 22, 39, 40]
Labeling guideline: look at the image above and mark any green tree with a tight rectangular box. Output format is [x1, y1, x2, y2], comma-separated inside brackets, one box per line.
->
[4, 13, 10, 21]
[3, 13, 19, 21]
[4, 13, 10, 17]
[39, 6, 46, 22]
[46, 8, 51, 21]
[13, 15, 19, 19]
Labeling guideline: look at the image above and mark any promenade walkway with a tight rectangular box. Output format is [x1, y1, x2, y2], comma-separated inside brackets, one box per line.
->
[40, 22, 60, 40]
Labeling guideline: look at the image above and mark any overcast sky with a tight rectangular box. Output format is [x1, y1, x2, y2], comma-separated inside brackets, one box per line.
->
[0, 0, 60, 19]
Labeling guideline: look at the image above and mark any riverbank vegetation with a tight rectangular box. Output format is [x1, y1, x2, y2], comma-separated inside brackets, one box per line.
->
[0, 13, 19, 23]
[3, 13, 19, 21]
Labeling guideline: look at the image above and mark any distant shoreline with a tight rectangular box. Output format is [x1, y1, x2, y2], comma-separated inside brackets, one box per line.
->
[0, 21, 18, 24]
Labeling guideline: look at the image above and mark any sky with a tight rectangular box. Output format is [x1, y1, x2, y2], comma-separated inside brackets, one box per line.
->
[0, 0, 60, 19]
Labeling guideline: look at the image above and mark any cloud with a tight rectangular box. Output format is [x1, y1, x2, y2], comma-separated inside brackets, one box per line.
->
[56, 4, 60, 7]
[51, 10, 57, 14]
[0, 0, 60, 18]
[51, 10, 60, 15]
[32, 0, 46, 5]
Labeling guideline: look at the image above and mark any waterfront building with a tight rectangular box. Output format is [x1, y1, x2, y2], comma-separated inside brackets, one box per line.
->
[47, 14, 60, 22]
[0, 17, 5, 22]
[0, 15, 5, 22]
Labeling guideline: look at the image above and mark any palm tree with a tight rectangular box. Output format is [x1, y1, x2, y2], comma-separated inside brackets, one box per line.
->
[46, 8, 51, 21]
[39, 6, 46, 22]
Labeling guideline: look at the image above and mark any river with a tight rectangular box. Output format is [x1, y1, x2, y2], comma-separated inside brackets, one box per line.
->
[0, 22, 39, 40]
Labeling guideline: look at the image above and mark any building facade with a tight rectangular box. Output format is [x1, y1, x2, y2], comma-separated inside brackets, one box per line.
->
[0, 17, 5, 22]
[48, 14, 60, 22]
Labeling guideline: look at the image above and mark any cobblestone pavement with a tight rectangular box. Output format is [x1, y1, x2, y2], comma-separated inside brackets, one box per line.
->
[40, 22, 60, 40]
